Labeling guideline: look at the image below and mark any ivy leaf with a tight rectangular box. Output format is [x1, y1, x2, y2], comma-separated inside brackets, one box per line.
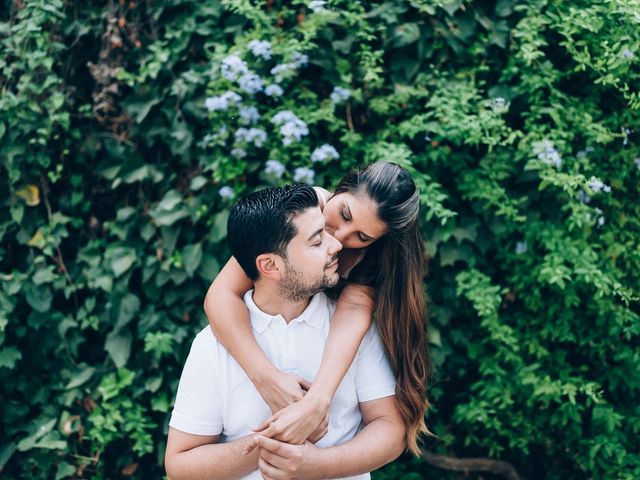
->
[15, 184, 40, 206]
[0, 441, 16, 471]
[209, 210, 230, 243]
[0, 347, 22, 369]
[65, 366, 96, 390]
[105, 328, 132, 368]
[16, 418, 56, 452]
[110, 247, 137, 277]
[183, 243, 202, 277]
[25, 284, 53, 313]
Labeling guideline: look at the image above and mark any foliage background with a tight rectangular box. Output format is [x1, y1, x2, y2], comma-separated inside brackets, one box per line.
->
[1, 0, 639, 478]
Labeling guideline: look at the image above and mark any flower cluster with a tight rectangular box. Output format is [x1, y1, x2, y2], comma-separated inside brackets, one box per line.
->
[309, 0, 327, 13]
[271, 110, 309, 145]
[311, 144, 340, 163]
[270, 51, 308, 82]
[622, 48, 634, 60]
[239, 106, 260, 125]
[248, 40, 272, 60]
[238, 72, 264, 94]
[587, 177, 611, 194]
[235, 127, 268, 148]
[221, 55, 249, 81]
[205, 91, 242, 111]
[264, 159, 286, 178]
[265, 84, 284, 97]
[515, 241, 528, 255]
[219, 186, 234, 199]
[330, 86, 350, 104]
[577, 190, 591, 204]
[293, 167, 315, 185]
[532, 139, 562, 168]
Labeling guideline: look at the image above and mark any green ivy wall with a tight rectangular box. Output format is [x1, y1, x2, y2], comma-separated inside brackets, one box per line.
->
[1, 1, 639, 479]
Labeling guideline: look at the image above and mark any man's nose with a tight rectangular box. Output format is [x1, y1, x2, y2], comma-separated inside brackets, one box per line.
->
[327, 232, 342, 254]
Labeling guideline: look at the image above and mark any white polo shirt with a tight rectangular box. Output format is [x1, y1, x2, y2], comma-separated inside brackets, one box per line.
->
[169, 290, 396, 480]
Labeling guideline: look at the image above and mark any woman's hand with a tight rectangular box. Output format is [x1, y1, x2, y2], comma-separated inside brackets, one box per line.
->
[255, 369, 311, 414]
[251, 395, 330, 446]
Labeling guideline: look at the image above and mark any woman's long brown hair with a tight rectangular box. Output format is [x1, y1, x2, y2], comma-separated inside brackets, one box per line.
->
[334, 162, 432, 455]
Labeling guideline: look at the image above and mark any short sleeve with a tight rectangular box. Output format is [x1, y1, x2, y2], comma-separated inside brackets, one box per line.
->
[169, 328, 224, 435]
[353, 323, 396, 402]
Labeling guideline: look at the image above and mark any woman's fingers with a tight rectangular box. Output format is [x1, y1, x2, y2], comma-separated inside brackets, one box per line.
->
[252, 411, 279, 432]
[297, 376, 312, 391]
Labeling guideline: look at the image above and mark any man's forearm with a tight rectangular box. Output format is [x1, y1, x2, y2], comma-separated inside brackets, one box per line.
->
[166, 435, 258, 480]
[314, 415, 405, 478]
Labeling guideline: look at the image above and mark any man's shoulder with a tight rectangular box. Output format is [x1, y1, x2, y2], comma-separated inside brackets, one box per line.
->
[189, 325, 223, 359]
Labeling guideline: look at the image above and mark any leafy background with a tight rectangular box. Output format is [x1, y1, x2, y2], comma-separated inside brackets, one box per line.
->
[1, 0, 639, 478]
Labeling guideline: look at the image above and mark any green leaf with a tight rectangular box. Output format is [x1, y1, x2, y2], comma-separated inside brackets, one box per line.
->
[0, 347, 22, 369]
[55, 462, 77, 480]
[16, 418, 56, 452]
[65, 366, 96, 390]
[183, 243, 202, 277]
[0, 441, 16, 471]
[25, 284, 53, 313]
[110, 247, 137, 277]
[105, 328, 132, 368]
[33, 268, 57, 285]
[209, 210, 229, 243]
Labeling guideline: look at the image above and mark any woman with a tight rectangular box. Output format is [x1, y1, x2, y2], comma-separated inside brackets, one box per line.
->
[204, 161, 431, 455]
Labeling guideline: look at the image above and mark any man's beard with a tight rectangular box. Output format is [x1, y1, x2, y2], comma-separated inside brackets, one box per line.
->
[279, 256, 339, 302]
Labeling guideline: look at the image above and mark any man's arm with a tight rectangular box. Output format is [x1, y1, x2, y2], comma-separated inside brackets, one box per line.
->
[253, 395, 406, 480]
[165, 428, 259, 480]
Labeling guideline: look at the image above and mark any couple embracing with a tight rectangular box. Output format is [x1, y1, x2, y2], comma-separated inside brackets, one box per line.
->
[165, 162, 432, 479]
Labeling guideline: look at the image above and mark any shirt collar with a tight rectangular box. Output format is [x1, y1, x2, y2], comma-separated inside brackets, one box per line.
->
[244, 290, 327, 334]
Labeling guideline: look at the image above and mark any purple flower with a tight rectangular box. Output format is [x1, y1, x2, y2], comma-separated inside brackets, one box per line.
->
[293, 167, 315, 185]
[515, 241, 527, 255]
[238, 72, 264, 95]
[291, 51, 309, 68]
[265, 84, 284, 97]
[239, 106, 260, 125]
[587, 177, 611, 194]
[235, 127, 267, 148]
[221, 55, 248, 81]
[219, 186, 234, 199]
[248, 40, 272, 60]
[264, 159, 286, 178]
[270, 63, 294, 83]
[204, 91, 242, 111]
[532, 140, 562, 168]
[311, 144, 340, 163]
[309, 0, 327, 12]
[330, 86, 350, 104]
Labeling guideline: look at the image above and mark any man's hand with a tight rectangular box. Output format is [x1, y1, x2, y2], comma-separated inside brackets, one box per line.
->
[254, 436, 322, 480]
[251, 395, 329, 445]
[255, 370, 311, 413]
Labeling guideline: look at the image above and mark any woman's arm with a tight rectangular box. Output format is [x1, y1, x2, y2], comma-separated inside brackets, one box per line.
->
[252, 283, 375, 444]
[204, 257, 310, 412]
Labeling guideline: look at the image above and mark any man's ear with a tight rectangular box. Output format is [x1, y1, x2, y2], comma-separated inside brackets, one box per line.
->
[255, 253, 284, 280]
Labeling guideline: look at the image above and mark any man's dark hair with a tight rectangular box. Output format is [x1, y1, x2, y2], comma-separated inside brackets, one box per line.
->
[227, 184, 319, 280]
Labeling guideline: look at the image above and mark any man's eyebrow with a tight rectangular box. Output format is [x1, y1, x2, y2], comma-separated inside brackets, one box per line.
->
[307, 227, 323, 241]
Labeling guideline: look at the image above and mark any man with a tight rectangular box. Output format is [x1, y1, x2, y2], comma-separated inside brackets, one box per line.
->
[165, 185, 405, 480]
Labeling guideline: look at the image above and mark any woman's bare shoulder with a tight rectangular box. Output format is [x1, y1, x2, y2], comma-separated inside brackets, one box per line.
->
[313, 186, 332, 210]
